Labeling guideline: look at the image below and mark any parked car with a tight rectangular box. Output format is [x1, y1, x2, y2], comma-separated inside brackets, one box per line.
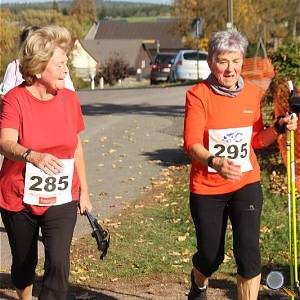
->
[170, 50, 211, 82]
[150, 52, 177, 85]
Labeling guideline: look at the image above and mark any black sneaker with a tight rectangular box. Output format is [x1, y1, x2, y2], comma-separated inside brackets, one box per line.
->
[188, 271, 208, 300]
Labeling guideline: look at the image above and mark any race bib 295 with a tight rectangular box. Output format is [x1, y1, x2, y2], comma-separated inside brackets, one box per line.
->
[208, 126, 253, 173]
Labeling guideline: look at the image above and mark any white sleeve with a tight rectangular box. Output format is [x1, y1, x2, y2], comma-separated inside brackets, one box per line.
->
[0, 62, 17, 95]
[65, 73, 75, 91]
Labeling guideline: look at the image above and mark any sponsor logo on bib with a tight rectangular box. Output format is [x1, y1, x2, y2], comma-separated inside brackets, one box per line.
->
[39, 197, 57, 205]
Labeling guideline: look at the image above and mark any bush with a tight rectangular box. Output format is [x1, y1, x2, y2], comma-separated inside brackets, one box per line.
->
[270, 41, 300, 86]
[97, 55, 130, 86]
[70, 73, 91, 90]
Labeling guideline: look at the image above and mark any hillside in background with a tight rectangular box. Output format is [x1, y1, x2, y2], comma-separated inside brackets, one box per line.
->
[0, 0, 173, 79]
[1, 0, 172, 10]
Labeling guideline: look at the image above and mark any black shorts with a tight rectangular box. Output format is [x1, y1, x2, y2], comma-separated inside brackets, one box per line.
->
[1, 201, 77, 299]
[190, 181, 263, 278]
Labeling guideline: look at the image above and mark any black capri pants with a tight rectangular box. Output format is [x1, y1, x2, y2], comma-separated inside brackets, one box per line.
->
[1, 201, 78, 300]
[190, 181, 263, 279]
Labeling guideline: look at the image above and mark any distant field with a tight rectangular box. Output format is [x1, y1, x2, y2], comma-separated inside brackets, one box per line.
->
[126, 16, 174, 23]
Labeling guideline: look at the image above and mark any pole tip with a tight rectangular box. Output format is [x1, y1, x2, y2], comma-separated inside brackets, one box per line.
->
[288, 80, 294, 93]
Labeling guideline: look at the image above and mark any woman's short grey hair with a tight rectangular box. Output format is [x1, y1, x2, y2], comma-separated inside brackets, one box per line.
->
[208, 30, 248, 62]
[19, 25, 72, 85]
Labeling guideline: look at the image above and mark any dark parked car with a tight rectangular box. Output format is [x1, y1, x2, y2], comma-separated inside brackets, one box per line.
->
[150, 52, 177, 85]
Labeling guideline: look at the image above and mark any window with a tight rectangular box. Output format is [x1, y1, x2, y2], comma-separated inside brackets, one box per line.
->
[155, 54, 177, 64]
[183, 52, 208, 61]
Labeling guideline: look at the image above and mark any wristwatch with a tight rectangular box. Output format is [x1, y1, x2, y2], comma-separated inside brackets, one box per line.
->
[22, 148, 32, 161]
[207, 155, 215, 169]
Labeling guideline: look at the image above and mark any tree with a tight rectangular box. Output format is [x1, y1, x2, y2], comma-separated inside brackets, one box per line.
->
[52, 0, 59, 12]
[70, 0, 96, 23]
[174, 0, 226, 40]
[173, 0, 297, 48]
[18, 9, 89, 39]
[0, 9, 19, 78]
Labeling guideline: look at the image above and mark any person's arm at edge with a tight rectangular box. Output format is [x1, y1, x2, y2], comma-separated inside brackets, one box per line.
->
[251, 88, 298, 149]
[0, 62, 17, 96]
[74, 134, 92, 213]
[252, 115, 298, 149]
[65, 73, 75, 91]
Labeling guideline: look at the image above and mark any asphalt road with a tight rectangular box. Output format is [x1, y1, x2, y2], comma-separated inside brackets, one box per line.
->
[0, 85, 189, 270]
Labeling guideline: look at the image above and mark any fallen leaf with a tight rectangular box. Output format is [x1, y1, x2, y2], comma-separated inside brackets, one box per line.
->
[79, 276, 88, 281]
[134, 204, 144, 208]
[177, 235, 187, 242]
[260, 226, 271, 233]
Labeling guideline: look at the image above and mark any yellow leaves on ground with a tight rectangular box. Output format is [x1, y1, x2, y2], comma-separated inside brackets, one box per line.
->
[108, 148, 117, 154]
[260, 225, 271, 234]
[177, 236, 186, 242]
[177, 233, 189, 242]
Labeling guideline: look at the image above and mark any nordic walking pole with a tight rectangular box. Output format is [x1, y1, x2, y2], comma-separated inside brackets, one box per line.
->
[266, 82, 299, 298]
[287, 123, 298, 298]
[291, 119, 299, 295]
[288, 80, 299, 298]
[286, 127, 295, 299]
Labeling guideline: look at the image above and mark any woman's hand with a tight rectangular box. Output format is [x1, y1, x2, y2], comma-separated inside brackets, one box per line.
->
[28, 151, 64, 176]
[78, 190, 92, 214]
[278, 113, 298, 131]
[213, 157, 242, 182]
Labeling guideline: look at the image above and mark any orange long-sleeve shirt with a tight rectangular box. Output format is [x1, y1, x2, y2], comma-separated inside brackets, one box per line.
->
[184, 80, 265, 195]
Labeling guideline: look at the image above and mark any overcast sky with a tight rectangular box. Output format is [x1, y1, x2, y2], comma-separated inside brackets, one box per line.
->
[2, 0, 173, 4]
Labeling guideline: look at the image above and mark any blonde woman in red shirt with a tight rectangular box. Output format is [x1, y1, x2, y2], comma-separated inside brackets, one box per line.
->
[184, 30, 297, 300]
[0, 25, 91, 300]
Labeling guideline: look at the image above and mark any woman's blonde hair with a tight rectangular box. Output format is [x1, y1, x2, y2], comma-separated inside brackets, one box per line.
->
[19, 25, 72, 85]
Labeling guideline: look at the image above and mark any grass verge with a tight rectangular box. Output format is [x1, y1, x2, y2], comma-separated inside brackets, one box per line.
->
[54, 147, 297, 293]
[66, 165, 195, 288]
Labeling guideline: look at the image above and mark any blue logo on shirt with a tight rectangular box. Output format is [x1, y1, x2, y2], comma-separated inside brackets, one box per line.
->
[222, 132, 243, 143]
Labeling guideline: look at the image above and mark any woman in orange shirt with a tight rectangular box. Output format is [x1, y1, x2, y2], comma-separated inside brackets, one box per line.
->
[184, 30, 297, 300]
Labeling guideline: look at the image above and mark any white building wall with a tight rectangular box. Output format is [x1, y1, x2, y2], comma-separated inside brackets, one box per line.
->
[71, 40, 98, 81]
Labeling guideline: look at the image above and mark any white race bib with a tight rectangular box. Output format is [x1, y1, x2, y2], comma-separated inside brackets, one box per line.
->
[23, 159, 74, 206]
[208, 126, 253, 173]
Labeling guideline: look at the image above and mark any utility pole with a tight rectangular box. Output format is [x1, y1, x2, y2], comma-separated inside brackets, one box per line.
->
[192, 18, 203, 81]
[227, 0, 233, 30]
[196, 19, 202, 81]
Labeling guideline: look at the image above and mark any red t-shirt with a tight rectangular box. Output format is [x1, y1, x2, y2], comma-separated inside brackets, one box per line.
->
[184, 80, 265, 195]
[0, 85, 84, 215]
